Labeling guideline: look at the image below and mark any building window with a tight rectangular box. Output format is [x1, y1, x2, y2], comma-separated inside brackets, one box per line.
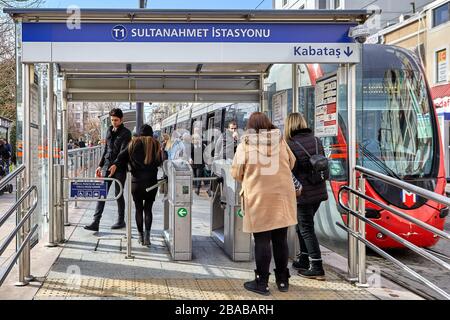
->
[318, 0, 327, 9]
[334, 0, 342, 9]
[436, 49, 448, 83]
[433, 2, 450, 28]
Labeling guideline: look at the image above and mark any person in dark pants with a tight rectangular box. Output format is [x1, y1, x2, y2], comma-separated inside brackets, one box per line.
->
[84, 108, 132, 232]
[109, 124, 162, 246]
[190, 133, 206, 195]
[285, 113, 328, 280]
[231, 112, 297, 296]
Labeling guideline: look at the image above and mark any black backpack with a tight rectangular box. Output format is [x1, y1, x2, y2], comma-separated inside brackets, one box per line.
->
[293, 139, 329, 184]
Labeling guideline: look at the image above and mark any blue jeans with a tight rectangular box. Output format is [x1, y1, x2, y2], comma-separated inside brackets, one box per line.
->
[296, 203, 322, 260]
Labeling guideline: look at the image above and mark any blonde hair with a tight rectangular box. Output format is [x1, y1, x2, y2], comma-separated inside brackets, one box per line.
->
[128, 136, 161, 165]
[164, 134, 173, 150]
[284, 113, 308, 140]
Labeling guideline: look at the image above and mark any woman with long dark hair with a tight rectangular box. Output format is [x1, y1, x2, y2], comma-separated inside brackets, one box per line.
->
[231, 112, 297, 295]
[109, 124, 162, 246]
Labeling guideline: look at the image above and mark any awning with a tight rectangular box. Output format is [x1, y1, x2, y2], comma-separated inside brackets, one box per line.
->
[431, 83, 450, 108]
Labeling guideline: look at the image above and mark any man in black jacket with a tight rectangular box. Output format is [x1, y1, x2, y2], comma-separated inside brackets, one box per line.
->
[84, 108, 131, 231]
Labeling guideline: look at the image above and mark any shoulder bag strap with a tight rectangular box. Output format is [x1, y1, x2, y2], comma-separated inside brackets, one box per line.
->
[293, 140, 312, 158]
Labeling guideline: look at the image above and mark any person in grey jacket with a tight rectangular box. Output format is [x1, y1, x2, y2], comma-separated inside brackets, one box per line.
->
[214, 120, 239, 161]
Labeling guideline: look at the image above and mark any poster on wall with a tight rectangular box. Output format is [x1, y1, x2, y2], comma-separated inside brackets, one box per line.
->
[437, 49, 447, 83]
[272, 90, 288, 128]
[315, 74, 338, 137]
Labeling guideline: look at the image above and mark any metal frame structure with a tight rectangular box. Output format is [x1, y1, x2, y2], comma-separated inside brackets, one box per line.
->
[4, 8, 375, 286]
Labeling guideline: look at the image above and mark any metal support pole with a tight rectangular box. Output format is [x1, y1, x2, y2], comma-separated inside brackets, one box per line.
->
[136, 102, 144, 134]
[125, 172, 134, 259]
[357, 174, 368, 287]
[259, 73, 265, 113]
[54, 164, 64, 242]
[22, 63, 33, 282]
[46, 64, 57, 247]
[292, 64, 299, 113]
[347, 63, 358, 281]
[62, 78, 70, 227]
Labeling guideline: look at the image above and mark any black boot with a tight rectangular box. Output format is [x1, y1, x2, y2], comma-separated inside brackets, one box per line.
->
[84, 219, 100, 231]
[138, 232, 144, 245]
[243, 270, 270, 296]
[298, 259, 325, 281]
[292, 252, 310, 271]
[111, 214, 126, 229]
[274, 269, 290, 292]
[144, 230, 151, 246]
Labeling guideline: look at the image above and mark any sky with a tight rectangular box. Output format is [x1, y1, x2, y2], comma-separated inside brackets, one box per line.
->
[42, 0, 273, 10]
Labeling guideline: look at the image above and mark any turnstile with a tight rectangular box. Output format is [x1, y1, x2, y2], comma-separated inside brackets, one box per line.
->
[163, 160, 193, 261]
[211, 160, 253, 261]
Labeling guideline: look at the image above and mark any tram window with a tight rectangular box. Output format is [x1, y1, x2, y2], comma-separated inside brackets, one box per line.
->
[207, 117, 215, 143]
[225, 103, 258, 130]
[358, 65, 435, 178]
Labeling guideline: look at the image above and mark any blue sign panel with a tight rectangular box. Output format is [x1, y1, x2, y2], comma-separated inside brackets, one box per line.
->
[22, 22, 356, 43]
[70, 181, 108, 199]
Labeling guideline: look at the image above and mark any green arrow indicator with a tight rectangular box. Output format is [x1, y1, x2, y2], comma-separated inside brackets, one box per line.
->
[177, 207, 188, 218]
[236, 209, 244, 218]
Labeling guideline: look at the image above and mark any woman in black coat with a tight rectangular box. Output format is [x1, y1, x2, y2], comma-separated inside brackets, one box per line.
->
[109, 124, 162, 246]
[285, 113, 328, 280]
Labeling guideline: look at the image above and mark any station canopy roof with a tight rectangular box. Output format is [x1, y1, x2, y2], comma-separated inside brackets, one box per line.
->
[5, 9, 375, 103]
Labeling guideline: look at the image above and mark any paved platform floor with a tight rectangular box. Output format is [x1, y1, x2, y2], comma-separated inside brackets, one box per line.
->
[29, 190, 381, 300]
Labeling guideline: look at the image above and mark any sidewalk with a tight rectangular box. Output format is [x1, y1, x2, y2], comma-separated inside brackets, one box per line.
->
[0, 191, 421, 300]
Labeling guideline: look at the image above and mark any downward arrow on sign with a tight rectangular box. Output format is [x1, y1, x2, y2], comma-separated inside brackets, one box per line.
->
[344, 47, 354, 57]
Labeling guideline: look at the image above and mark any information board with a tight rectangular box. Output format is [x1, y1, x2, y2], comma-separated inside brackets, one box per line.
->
[315, 74, 338, 137]
[70, 181, 108, 199]
[272, 90, 288, 128]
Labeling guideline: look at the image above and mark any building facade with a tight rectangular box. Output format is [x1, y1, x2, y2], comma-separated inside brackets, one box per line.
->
[273, 0, 435, 32]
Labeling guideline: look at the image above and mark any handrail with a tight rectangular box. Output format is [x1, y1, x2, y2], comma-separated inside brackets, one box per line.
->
[339, 186, 450, 241]
[338, 187, 450, 271]
[338, 166, 450, 300]
[0, 185, 36, 227]
[67, 145, 102, 155]
[355, 165, 450, 208]
[336, 222, 450, 300]
[0, 165, 25, 190]
[0, 224, 38, 287]
[0, 187, 38, 256]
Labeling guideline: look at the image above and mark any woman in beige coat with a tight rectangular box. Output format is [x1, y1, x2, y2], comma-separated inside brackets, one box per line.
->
[231, 112, 297, 296]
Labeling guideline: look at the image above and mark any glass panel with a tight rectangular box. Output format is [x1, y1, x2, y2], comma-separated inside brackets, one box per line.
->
[359, 49, 435, 179]
[433, 3, 450, 27]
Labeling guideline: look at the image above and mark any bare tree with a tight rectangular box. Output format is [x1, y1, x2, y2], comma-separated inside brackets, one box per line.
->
[0, 0, 44, 151]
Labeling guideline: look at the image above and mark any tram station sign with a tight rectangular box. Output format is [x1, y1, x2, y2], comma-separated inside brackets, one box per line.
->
[21, 22, 360, 63]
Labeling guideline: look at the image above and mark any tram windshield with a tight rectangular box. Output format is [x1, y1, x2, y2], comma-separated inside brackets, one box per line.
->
[358, 47, 435, 179]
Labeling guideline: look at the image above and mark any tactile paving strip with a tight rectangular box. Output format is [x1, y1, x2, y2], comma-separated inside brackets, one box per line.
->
[102, 279, 134, 297]
[34, 277, 378, 300]
[135, 279, 170, 300]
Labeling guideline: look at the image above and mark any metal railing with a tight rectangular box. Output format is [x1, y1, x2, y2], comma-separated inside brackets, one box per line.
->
[337, 165, 450, 300]
[67, 146, 103, 179]
[67, 146, 103, 213]
[0, 165, 38, 287]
